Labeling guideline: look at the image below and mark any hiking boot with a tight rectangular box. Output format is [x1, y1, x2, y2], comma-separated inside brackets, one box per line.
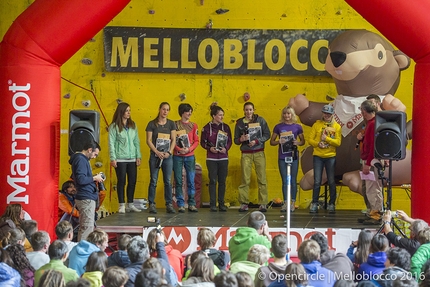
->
[188, 205, 198, 212]
[149, 204, 157, 214]
[126, 203, 141, 213]
[178, 206, 185, 213]
[166, 204, 176, 214]
[219, 205, 227, 212]
[309, 202, 318, 213]
[118, 203, 125, 214]
[238, 204, 249, 212]
[369, 210, 382, 220]
[328, 203, 336, 214]
[210, 206, 218, 212]
[281, 201, 288, 213]
[259, 204, 267, 212]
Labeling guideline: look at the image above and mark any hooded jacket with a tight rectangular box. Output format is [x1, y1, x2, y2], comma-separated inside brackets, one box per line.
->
[255, 262, 288, 287]
[234, 114, 270, 153]
[228, 227, 271, 264]
[69, 153, 98, 201]
[302, 260, 337, 287]
[356, 251, 387, 282]
[201, 122, 232, 161]
[68, 240, 100, 276]
[0, 262, 20, 287]
[82, 271, 103, 287]
[229, 260, 261, 280]
[150, 244, 184, 280]
[320, 249, 354, 280]
[108, 250, 131, 268]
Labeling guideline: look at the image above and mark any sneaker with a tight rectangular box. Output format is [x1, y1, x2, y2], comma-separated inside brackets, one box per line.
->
[210, 206, 218, 212]
[126, 203, 141, 213]
[178, 206, 185, 213]
[309, 202, 318, 213]
[238, 204, 249, 212]
[118, 204, 125, 214]
[219, 205, 227, 212]
[328, 203, 336, 214]
[188, 205, 198, 212]
[290, 201, 296, 212]
[149, 204, 157, 214]
[259, 204, 267, 212]
[166, 204, 176, 214]
[280, 201, 288, 213]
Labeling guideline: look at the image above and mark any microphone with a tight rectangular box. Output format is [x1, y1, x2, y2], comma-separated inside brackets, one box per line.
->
[371, 159, 384, 171]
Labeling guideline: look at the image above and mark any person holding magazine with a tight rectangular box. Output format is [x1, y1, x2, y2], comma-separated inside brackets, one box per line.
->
[173, 103, 200, 213]
[108, 102, 142, 214]
[145, 102, 177, 214]
[270, 106, 304, 212]
[234, 102, 271, 212]
[308, 104, 342, 214]
[201, 104, 232, 212]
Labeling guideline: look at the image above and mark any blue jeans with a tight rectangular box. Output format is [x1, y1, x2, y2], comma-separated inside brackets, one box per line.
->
[148, 153, 173, 206]
[312, 156, 336, 204]
[115, 161, 137, 203]
[173, 155, 196, 207]
[278, 158, 299, 201]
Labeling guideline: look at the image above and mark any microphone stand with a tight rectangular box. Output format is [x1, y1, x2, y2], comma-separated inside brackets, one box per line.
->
[376, 159, 406, 237]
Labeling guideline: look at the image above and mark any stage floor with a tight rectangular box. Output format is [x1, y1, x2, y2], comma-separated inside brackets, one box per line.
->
[96, 206, 371, 233]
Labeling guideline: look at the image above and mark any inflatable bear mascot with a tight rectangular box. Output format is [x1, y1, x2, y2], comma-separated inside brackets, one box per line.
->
[289, 29, 412, 197]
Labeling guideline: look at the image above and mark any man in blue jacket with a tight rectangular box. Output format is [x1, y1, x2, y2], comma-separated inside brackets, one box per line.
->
[69, 140, 105, 241]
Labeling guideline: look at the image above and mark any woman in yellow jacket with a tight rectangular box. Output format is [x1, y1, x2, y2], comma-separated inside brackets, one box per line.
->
[308, 105, 341, 214]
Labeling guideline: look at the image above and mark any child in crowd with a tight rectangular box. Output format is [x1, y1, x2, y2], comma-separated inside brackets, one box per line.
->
[108, 234, 131, 268]
[82, 251, 108, 287]
[197, 228, 230, 270]
[102, 266, 129, 287]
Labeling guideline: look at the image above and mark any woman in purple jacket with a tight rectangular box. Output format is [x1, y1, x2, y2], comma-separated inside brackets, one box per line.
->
[201, 104, 232, 212]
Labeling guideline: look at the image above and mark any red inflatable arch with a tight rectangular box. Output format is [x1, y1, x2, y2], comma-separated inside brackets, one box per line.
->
[0, 0, 129, 238]
[346, 0, 429, 222]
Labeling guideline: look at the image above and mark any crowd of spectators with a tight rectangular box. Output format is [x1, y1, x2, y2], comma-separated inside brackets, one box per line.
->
[1, 204, 430, 287]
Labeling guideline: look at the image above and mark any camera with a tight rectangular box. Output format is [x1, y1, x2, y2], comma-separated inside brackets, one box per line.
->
[98, 172, 106, 191]
[147, 216, 162, 233]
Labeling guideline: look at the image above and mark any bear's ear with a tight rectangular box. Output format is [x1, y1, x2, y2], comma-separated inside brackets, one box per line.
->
[393, 50, 411, 71]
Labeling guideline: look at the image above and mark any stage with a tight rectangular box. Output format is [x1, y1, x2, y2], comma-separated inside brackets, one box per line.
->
[96, 207, 375, 256]
[96, 207, 370, 233]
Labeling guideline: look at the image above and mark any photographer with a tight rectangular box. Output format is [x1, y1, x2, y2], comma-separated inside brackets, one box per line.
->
[382, 210, 428, 256]
[69, 140, 105, 241]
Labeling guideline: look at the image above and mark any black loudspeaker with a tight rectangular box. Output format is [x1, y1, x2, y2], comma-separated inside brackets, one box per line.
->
[374, 111, 407, 160]
[69, 110, 100, 155]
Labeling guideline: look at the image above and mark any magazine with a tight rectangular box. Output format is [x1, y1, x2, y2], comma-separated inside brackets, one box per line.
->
[247, 123, 261, 142]
[156, 133, 171, 152]
[216, 130, 228, 150]
[176, 130, 190, 148]
[280, 131, 295, 154]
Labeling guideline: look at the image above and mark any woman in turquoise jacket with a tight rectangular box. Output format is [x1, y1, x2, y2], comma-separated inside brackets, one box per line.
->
[109, 102, 142, 213]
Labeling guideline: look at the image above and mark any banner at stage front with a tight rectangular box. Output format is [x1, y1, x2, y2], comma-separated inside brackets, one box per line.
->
[143, 226, 363, 257]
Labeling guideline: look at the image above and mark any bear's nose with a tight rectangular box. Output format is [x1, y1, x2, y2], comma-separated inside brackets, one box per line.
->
[330, 51, 347, 68]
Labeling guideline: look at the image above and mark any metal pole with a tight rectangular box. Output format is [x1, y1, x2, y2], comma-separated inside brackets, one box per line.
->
[286, 163, 291, 251]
